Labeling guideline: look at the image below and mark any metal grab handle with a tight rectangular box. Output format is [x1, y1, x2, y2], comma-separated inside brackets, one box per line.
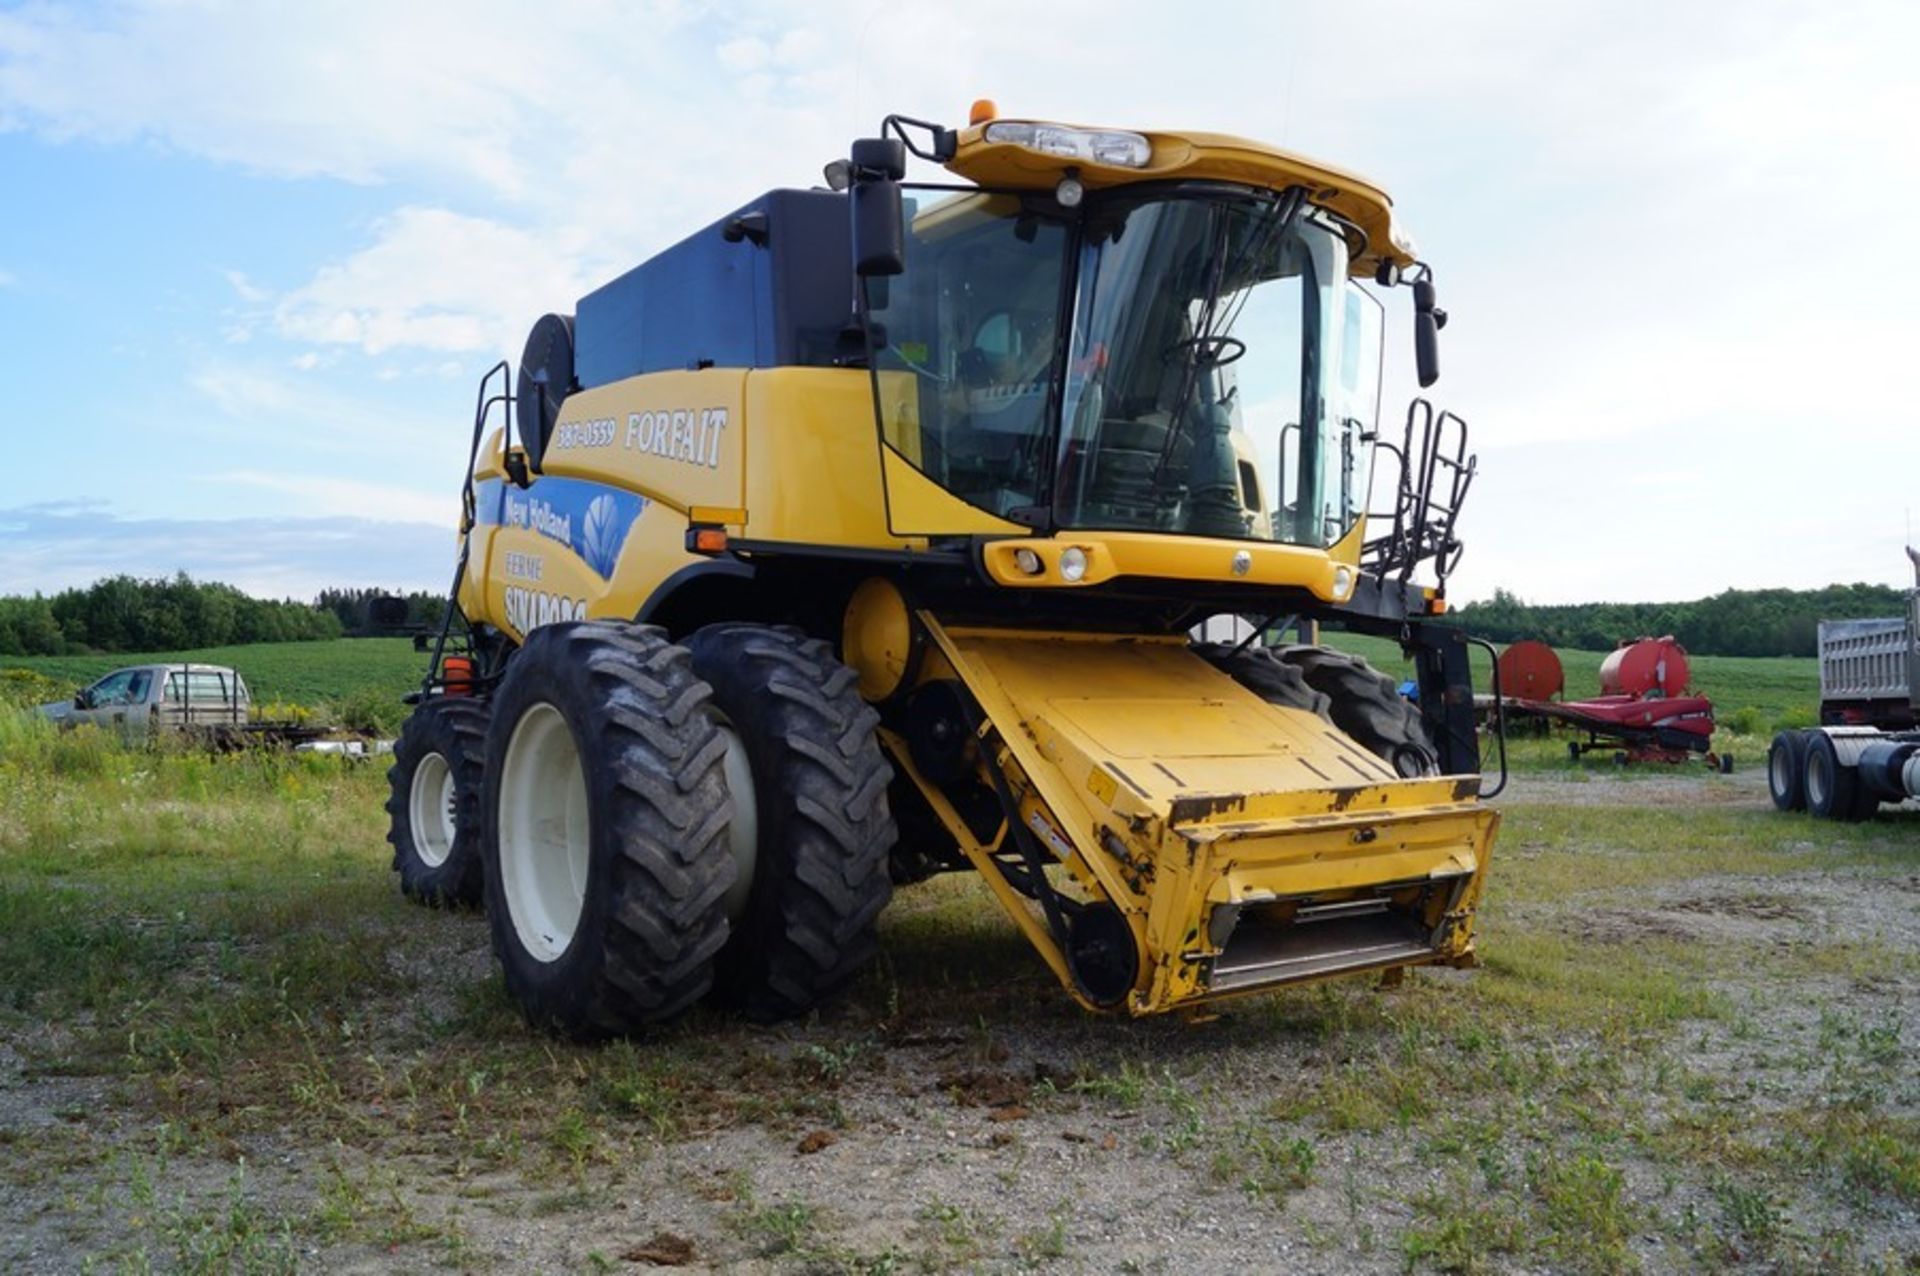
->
[1466, 634, 1508, 799]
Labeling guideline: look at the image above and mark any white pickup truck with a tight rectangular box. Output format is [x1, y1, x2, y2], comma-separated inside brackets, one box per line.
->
[40, 663, 254, 738]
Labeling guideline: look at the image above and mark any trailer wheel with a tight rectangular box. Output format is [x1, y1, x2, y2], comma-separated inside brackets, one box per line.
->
[687, 625, 896, 1021]
[1803, 731, 1872, 822]
[386, 698, 490, 907]
[1276, 645, 1439, 776]
[1194, 642, 1332, 717]
[1767, 730, 1808, 811]
[482, 622, 735, 1039]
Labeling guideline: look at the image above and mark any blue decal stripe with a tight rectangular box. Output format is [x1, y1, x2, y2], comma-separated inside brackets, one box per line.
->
[472, 477, 648, 580]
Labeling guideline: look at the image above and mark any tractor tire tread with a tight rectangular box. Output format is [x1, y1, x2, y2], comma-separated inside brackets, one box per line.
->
[689, 623, 896, 1022]
[386, 697, 490, 907]
[1192, 642, 1332, 718]
[484, 621, 735, 1039]
[1276, 644, 1439, 776]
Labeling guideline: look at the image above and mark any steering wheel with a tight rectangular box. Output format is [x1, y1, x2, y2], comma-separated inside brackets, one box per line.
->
[1162, 334, 1246, 367]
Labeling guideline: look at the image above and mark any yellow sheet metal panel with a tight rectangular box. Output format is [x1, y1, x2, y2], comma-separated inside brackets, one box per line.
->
[536, 369, 747, 514]
[881, 444, 1029, 536]
[946, 122, 1416, 274]
[977, 532, 1357, 602]
[915, 615, 1495, 1013]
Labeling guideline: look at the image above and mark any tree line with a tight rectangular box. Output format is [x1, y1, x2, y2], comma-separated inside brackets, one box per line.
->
[3, 573, 1911, 661]
[0, 575, 445, 657]
[1452, 583, 1912, 658]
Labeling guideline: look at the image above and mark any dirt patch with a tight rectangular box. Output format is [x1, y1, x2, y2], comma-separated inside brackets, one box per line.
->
[1568, 872, 1920, 953]
[1498, 765, 1767, 808]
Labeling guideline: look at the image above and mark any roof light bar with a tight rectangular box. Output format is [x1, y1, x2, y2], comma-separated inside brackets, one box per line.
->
[982, 121, 1151, 168]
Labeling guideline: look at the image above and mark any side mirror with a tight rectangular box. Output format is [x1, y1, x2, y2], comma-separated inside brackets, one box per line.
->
[1412, 275, 1440, 388]
[73, 690, 89, 709]
[849, 137, 906, 278]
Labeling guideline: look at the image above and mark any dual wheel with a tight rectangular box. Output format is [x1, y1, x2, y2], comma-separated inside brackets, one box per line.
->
[1767, 728, 1879, 821]
[386, 622, 896, 1036]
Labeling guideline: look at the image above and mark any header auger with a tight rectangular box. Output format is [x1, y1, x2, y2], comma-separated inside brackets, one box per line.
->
[387, 105, 1500, 1035]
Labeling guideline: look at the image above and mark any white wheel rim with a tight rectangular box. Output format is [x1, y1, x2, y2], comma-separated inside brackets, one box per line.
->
[499, 703, 591, 963]
[1806, 751, 1828, 808]
[714, 714, 759, 925]
[1770, 747, 1792, 798]
[409, 751, 457, 867]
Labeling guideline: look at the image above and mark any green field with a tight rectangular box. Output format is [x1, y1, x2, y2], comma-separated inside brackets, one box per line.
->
[1323, 629, 1819, 759]
[3, 630, 1822, 759]
[6, 637, 425, 710]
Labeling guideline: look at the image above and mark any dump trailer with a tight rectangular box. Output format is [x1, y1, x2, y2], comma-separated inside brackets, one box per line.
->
[387, 105, 1501, 1035]
[1768, 551, 1920, 820]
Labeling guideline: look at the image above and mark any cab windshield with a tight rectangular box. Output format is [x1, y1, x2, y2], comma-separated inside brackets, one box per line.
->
[869, 185, 1382, 547]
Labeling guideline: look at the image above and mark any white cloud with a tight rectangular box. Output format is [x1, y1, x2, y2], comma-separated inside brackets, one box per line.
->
[220, 268, 269, 303]
[5, 0, 1919, 603]
[211, 470, 453, 527]
[273, 206, 592, 357]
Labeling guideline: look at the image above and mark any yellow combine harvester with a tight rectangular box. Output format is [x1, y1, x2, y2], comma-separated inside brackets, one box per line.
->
[387, 104, 1501, 1035]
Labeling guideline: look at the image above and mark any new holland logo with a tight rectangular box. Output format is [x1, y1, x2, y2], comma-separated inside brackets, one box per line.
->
[503, 587, 587, 634]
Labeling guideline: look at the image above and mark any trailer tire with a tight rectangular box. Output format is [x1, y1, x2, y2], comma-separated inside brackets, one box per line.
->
[1767, 729, 1808, 811]
[1277, 645, 1439, 777]
[387, 698, 490, 907]
[1194, 642, 1332, 717]
[482, 621, 735, 1039]
[1803, 730, 1871, 822]
[687, 624, 896, 1022]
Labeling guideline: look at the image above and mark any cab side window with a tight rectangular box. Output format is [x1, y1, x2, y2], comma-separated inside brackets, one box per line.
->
[88, 670, 136, 706]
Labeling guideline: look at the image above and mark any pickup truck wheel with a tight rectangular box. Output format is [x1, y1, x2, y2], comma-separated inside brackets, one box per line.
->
[1277, 645, 1439, 777]
[387, 699, 489, 907]
[482, 622, 735, 1039]
[687, 624, 896, 1022]
[1767, 729, 1808, 811]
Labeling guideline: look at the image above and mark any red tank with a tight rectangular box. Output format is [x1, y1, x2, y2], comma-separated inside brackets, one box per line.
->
[1598, 636, 1690, 698]
[1496, 639, 1564, 701]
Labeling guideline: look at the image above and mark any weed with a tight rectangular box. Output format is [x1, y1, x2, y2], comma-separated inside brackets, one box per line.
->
[1013, 1199, 1073, 1263]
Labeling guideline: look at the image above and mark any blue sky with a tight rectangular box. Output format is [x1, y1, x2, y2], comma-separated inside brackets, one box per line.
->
[3, 0, 1917, 604]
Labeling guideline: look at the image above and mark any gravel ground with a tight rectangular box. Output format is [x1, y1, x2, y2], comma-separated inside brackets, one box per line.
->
[3, 767, 1916, 1273]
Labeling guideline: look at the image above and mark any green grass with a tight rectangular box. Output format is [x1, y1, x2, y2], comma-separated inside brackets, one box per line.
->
[1, 697, 1914, 1269]
[5, 637, 425, 708]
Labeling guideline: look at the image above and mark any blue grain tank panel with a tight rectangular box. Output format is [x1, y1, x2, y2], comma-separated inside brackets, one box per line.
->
[573, 188, 852, 389]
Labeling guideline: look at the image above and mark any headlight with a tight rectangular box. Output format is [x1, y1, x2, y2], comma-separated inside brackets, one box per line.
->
[982, 122, 1151, 168]
[1059, 547, 1090, 582]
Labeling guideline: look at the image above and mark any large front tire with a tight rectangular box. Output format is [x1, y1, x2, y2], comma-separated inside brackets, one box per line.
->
[482, 622, 735, 1039]
[687, 625, 896, 1022]
[386, 698, 489, 907]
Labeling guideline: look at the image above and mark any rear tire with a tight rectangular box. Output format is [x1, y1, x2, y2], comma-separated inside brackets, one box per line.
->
[687, 625, 896, 1021]
[1276, 645, 1439, 776]
[387, 698, 489, 907]
[1804, 731, 1870, 822]
[482, 622, 735, 1039]
[1767, 730, 1807, 811]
